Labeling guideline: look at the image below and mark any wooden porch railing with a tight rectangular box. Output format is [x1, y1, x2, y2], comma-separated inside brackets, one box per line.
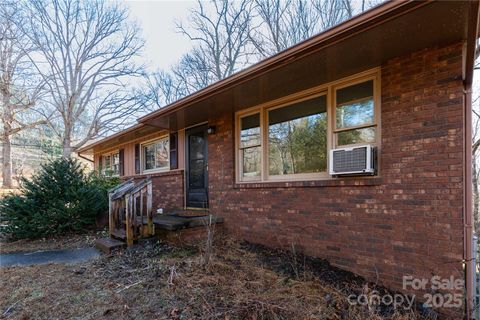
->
[108, 178, 153, 246]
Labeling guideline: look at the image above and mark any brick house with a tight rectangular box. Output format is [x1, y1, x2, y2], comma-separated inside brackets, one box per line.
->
[77, 1, 480, 316]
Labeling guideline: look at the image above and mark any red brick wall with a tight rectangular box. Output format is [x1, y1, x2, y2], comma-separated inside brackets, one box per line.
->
[128, 170, 185, 212]
[207, 43, 465, 301]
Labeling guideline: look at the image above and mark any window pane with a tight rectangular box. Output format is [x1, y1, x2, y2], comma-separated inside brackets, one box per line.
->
[144, 144, 155, 170]
[104, 155, 111, 173]
[189, 135, 205, 160]
[112, 153, 119, 175]
[242, 146, 261, 178]
[268, 95, 328, 175]
[144, 138, 169, 171]
[241, 113, 260, 148]
[155, 139, 169, 168]
[337, 127, 376, 146]
[189, 159, 205, 188]
[336, 80, 374, 129]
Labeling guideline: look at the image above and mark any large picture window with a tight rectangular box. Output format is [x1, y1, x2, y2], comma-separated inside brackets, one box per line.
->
[142, 137, 169, 172]
[235, 69, 379, 182]
[268, 95, 327, 176]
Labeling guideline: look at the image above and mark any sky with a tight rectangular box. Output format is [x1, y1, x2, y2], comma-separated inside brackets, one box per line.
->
[124, 0, 196, 71]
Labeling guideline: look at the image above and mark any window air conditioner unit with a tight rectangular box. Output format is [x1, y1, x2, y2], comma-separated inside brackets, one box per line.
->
[329, 145, 376, 176]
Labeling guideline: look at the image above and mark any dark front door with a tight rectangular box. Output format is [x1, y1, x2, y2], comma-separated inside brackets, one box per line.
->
[186, 125, 208, 209]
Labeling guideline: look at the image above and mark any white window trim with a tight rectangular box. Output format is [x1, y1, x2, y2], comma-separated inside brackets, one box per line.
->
[235, 68, 381, 183]
[140, 135, 170, 174]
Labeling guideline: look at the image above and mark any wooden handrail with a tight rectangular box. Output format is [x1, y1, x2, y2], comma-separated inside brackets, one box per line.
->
[109, 178, 153, 246]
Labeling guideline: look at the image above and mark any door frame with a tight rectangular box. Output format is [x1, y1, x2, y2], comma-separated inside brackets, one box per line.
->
[185, 123, 209, 209]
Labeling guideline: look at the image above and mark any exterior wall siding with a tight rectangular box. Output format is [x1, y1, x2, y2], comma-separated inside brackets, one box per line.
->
[206, 43, 465, 300]
[130, 170, 185, 212]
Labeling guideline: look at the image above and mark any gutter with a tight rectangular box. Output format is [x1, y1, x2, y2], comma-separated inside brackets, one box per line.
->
[77, 152, 94, 163]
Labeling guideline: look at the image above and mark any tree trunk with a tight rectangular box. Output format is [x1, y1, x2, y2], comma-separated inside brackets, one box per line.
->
[1, 92, 13, 188]
[62, 135, 72, 158]
[1, 132, 12, 189]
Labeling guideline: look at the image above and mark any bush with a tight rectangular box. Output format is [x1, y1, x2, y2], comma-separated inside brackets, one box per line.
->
[0, 158, 119, 239]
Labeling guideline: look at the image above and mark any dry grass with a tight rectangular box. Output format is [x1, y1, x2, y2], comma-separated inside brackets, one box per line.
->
[0, 237, 434, 320]
[0, 230, 106, 254]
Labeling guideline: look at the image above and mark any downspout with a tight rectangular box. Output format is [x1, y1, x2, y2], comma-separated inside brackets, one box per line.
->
[465, 81, 474, 320]
[464, 2, 479, 318]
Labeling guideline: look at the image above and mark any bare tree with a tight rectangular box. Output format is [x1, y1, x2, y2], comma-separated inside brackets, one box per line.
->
[250, 0, 321, 58]
[177, 0, 254, 82]
[314, 0, 353, 30]
[251, 0, 376, 58]
[147, 0, 385, 112]
[144, 49, 212, 110]
[0, 1, 46, 188]
[142, 0, 254, 111]
[23, 0, 145, 157]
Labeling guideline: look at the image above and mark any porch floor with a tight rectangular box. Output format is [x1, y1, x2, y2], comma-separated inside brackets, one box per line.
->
[108, 214, 224, 242]
[152, 214, 224, 231]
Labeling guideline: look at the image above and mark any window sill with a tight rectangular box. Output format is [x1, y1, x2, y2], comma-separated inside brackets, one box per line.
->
[142, 168, 170, 175]
[124, 169, 184, 179]
[234, 176, 383, 189]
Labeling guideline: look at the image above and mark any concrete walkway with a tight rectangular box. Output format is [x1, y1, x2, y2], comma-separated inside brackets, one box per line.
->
[0, 247, 100, 267]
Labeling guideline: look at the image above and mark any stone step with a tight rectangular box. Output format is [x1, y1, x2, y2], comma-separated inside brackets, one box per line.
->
[95, 237, 126, 253]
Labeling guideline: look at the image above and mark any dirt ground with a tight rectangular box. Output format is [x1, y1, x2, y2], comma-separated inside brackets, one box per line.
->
[0, 236, 437, 320]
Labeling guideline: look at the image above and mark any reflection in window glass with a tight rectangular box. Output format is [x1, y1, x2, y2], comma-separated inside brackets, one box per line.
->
[104, 155, 111, 173]
[101, 153, 119, 176]
[336, 80, 374, 129]
[240, 113, 261, 179]
[144, 138, 169, 171]
[241, 114, 261, 148]
[268, 95, 327, 176]
[336, 99, 374, 129]
[112, 153, 119, 175]
[337, 127, 376, 146]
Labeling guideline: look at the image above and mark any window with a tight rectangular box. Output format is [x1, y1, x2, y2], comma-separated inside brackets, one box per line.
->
[268, 95, 327, 176]
[235, 69, 379, 182]
[169, 133, 178, 170]
[100, 152, 119, 176]
[239, 113, 262, 180]
[142, 137, 169, 172]
[334, 80, 376, 146]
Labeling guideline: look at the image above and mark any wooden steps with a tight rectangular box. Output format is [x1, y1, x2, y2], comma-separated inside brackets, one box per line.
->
[95, 237, 126, 253]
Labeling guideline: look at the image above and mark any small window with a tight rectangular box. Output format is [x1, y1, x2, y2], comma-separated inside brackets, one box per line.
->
[268, 95, 328, 176]
[169, 133, 178, 169]
[100, 152, 119, 176]
[143, 137, 169, 172]
[239, 113, 261, 180]
[334, 80, 376, 146]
